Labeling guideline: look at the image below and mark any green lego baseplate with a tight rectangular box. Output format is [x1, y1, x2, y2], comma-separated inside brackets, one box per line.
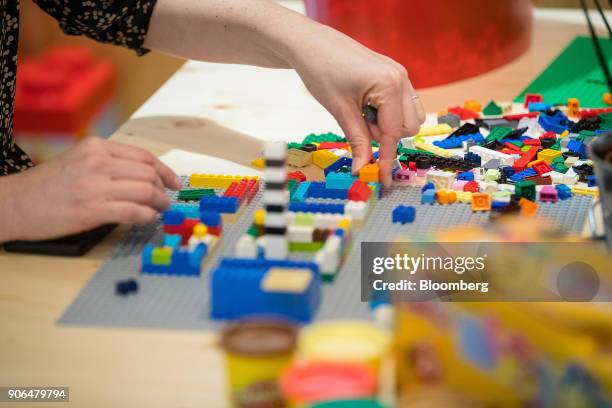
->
[515, 36, 612, 107]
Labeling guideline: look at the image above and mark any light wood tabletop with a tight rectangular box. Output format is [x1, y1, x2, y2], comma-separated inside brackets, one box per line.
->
[0, 16, 601, 408]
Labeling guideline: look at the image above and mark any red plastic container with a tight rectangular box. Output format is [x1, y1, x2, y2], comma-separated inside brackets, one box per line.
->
[305, 0, 533, 88]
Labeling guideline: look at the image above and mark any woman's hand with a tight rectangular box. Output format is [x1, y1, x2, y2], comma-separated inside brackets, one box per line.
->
[0, 138, 180, 242]
[288, 24, 426, 186]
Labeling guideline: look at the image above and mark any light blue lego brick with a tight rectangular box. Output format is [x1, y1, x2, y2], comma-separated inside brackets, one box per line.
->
[292, 181, 311, 202]
[421, 189, 436, 205]
[325, 172, 355, 190]
[170, 203, 201, 219]
[528, 102, 552, 112]
[163, 234, 182, 249]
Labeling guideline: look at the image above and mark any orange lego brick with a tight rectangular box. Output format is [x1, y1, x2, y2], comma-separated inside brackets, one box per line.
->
[471, 193, 491, 212]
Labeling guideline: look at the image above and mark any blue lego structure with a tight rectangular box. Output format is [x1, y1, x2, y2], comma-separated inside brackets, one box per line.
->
[199, 196, 239, 214]
[538, 110, 570, 134]
[210, 258, 321, 323]
[392, 205, 416, 224]
[555, 184, 573, 200]
[200, 211, 222, 227]
[421, 189, 437, 205]
[141, 242, 206, 276]
[323, 156, 352, 175]
[433, 133, 484, 149]
[510, 167, 537, 183]
[325, 172, 355, 190]
[289, 202, 345, 214]
[567, 139, 588, 159]
[306, 181, 349, 200]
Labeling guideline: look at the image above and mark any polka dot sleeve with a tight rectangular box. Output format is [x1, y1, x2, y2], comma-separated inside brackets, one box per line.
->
[33, 0, 159, 56]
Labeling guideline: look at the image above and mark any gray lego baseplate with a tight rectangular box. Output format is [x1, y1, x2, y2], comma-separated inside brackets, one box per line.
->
[59, 177, 593, 331]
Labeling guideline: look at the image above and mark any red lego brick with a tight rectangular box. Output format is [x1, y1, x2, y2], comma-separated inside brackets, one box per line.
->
[318, 142, 349, 150]
[244, 179, 260, 203]
[164, 219, 199, 245]
[348, 180, 372, 201]
[513, 146, 539, 172]
[523, 138, 541, 146]
[503, 111, 539, 121]
[531, 160, 553, 175]
[579, 107, 612, 118]
[504, 142, 523, 153]
[448, 106, 480, 120]
[224, 180, 249, 205]
[287, 171, 307, 183]
[408, 162, 417, 172]
[523, 93, 543, 108]
[463, 180, 480, 192]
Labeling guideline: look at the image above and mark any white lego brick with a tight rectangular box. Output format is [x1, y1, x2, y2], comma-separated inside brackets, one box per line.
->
[469, 145, 514, 165]
[263, 190, 288, 205]
[263, 141, 287, 160]
[482, 181, 498, 194]
[497, 184, 515, 193]
[401, 137, 415, 149]
[264, 168, 286, 183]
[264, 235, 288, 259]
[344, 201, 367, 221]
[313, 213, 346, 229]
[235, 234, 258, 259]
[288, 224, 314, 243]
[264, 212, 287, 228]
[549, 171, 565, 184]
[426, 170, 455, 190]
[329, 148, 349, 157]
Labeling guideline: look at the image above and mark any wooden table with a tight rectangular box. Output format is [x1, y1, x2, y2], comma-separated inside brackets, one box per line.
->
[0, 12, 602, 408]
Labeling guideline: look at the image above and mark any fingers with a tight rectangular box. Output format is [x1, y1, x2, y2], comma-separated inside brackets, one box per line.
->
[336, 104, 373, 174]
[402, 76, 426, 125]
[108, 158, 164, 190]
[106, 181, 171, 212]
[105, 140, 181, 190]
[99, 201, 158, 225]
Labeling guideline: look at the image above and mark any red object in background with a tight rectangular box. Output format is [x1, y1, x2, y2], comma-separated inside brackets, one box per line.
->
[305, 0, 533, 88]
[14, 45, 117, 134]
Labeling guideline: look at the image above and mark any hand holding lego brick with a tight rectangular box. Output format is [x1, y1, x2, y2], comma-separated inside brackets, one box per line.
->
[0, 138, 181, 242]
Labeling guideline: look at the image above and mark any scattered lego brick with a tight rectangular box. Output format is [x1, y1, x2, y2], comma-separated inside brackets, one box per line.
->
[115, 279, 138, 296]
[392, 205, 416, 224]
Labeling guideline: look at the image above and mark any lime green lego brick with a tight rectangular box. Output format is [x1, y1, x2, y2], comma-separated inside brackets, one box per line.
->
[515, 36, 612, 108]
[486, 126, 512, 143]
[178, 188, 216, 201]
[289, 242, 324, 252]
[293, 212, 314, 227]
[152, 247, 173, 265]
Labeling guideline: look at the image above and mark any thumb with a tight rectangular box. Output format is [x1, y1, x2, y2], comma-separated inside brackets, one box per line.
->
[335, 105, 373, 174]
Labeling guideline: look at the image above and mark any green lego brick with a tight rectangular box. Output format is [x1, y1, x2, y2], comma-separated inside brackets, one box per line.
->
[553, 163, 569, 173]
[178, 188, 216, 201]
[289, 242, 324, 252]
[515, 181, 537, 201]
[507, 140, 523, 148]
[246, 225, 260, 238]
[483, 101, 503, 116]
[287, 142, 303, 150]
[515, 36, 612, 107]
[552, 156, 566, 164]
[486, 126, 512, 143]
[322, 273, 337, 283]
[579, 130, 597, 138]
[151, 247, 172, 265]
[302, 132, 344, 145]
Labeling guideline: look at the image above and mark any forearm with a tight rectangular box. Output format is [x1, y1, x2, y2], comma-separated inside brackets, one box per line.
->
[0, 175, 19, 243]
[144, 0, 319, 68]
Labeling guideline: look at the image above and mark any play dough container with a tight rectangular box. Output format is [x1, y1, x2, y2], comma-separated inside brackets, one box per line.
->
[280, 361, 377, 407]
[298, 319, 391, 372]
[220, 320, 298, 407]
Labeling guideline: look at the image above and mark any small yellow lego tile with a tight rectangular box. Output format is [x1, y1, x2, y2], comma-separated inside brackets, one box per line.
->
[312, 149, 340, 169]
[254, 209, 266, 225]
[537, 149, 562, 164]
[414, 140, 455, 158]
[457, 191, 473, 203]
[251, 157, 265, 169]
[571, 186, 599, 198]
[189, 174, 259, 189]
[261, 268, 313, 293]
[560, 130, 570, 139]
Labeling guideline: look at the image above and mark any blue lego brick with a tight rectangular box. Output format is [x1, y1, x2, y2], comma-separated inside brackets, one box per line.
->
[587, 175, 597, 187]
[491, 201, 509, 210]
[115, 279, 138, 296]
[163, 210, 185, 225]
[199, 196, 239, 214]
[306, 181, 348, 200]
[568, 139, 588, 159]
[324, 156, 352, 175]
[289, 201, 345, 214]
[170, 203, 201, 219]
[556, 184, 573, 200]
[510, 167, 537, 183]
[421, 182, 436, 192]
[433, 133, 484, 149]
[464, 152, 482, 166]
[528, 102, 551, 112]
[538, 110, 570, 134]
[292, 181, 311, 202]
[325, 172, 355, 190]
[392, 205, 416, 224]
[501, 166, 516, 178]
[200, 211, 222, 227]
[372, 151, 380, 159]
[163, 234, 182, 249]
[457, 172, 475, 181]
[421, 189, 437, 205]
[210, 258, 321, 323]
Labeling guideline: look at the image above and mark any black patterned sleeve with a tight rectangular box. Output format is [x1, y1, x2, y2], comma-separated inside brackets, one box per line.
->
[33, 0, 158, 56]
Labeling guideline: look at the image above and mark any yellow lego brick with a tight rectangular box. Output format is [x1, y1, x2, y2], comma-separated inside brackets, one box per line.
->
[189, 174, 259, 188]
[415, 124, 453, 137]
[571, 186, 600, 198]
[537, 149, 562, 164]
[463, 99, 482, 112]
[312, 149, 340, 169]
[254, 209, 266, 226]
[414, 139, 455, 158]
[261, 268, 313, 293]
[251, 157, 265, 169]
[560, 130, 570, 139]
[456, 191, 473, 203]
